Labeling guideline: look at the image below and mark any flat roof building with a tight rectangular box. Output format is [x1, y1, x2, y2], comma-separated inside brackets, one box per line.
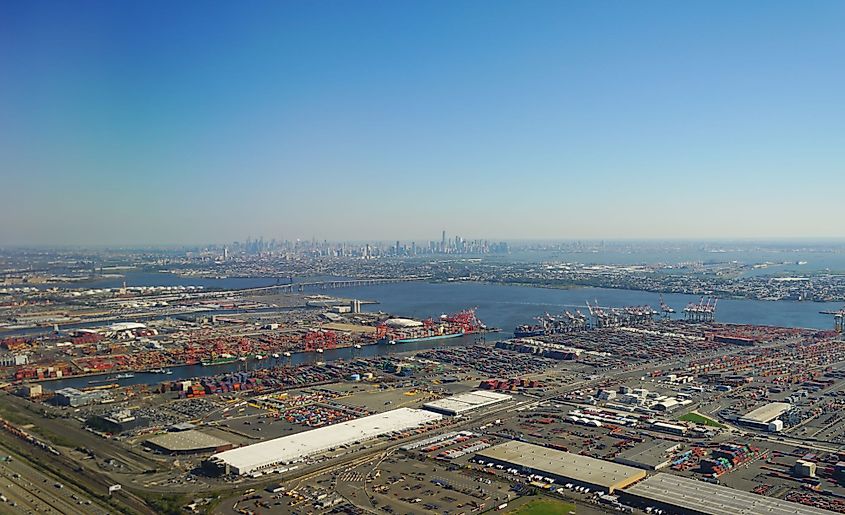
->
[475, 441, 646, 493]
[145, 430, 233, 455]
[738, 402, 791, 429]
[614, 439, 682, 471]
[53, 387, 108, 407]
[87, 409, 147, 434]
[209, 408, 442, 475]
[423, 390, 512, 416]
[621, 473, 835, 515]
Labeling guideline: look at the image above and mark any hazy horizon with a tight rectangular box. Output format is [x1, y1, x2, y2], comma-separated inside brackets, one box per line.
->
[3, 1, 844, 245]
[3, 237, 845, 252]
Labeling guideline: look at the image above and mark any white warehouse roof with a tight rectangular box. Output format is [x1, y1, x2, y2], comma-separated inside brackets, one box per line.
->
[384, 318, 423, 328]
[623, 473, 835, 515]
[108, 322, 147, 331]
[423, 390, 512, 416]
[739, 402, 791, 425]
[210, 408, 442, 475]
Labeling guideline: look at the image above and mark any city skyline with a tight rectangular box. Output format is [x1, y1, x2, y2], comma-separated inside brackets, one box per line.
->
[2, 1, 844, 245]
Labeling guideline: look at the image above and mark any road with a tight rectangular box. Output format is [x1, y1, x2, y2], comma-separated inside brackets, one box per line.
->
[0, 440, 113, 515]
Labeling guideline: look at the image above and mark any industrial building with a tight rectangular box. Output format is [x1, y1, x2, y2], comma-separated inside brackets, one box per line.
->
[423, 390, 512, 416]
[145, 430, 233, 455]
[738, 402, 791, 430]
[475, 441, 646, 493]
[52, 387, 108, 407]
[794, 459, 817, 478]
[107, 322, 147, 332]
[17, 383, 42, 398]
[651, 421, 687, 436]
[87, 409, 147, 434]
[208, 408, 443, 475]
[0, 353, 29, 367]
[621, 473, 834, 515]
[614, 439, 682, 471]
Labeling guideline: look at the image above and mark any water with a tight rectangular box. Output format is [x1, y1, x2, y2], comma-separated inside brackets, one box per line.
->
[338, 282, 842, 332]
[503, 244, 845, 273]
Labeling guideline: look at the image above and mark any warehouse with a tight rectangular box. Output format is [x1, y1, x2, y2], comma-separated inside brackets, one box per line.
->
[208, 408, 442, 475]
[614, 439, 682, 471]
[145, 430, 233, 455]
[423, 390, 512, 416]
[621, 473, 834, 515]
[52, 387, 108, 407]
[475, 441, 646, 493]
[738, 402, 791, 430]
[87, 409, 148, 434]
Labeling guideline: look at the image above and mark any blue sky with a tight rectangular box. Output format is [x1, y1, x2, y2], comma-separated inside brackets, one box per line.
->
[1, 1, 843, 245]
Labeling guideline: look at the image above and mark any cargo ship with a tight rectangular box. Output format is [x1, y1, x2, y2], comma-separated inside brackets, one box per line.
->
[144, 368, 173, 375]
[377, 309, 484, 345]
[513, 325, 547, 338]
[88, 372, 135, 385]
[202, 355, 238, 367]
[386, 332, 466, 345]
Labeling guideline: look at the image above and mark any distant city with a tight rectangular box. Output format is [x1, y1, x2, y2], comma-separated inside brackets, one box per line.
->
[220, 231, 510, 259]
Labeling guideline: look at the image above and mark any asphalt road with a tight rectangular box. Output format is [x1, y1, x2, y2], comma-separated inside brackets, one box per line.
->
[0, 440, 112, 514]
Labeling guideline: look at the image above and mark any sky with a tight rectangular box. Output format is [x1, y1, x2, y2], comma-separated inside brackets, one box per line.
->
[1, 1, 843, 245]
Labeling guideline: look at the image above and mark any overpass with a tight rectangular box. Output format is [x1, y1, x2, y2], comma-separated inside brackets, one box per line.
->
[231, 276, 429, 295]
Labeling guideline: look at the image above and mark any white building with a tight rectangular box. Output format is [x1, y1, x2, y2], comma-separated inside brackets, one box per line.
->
[0, 353, 29, 367]
[209, 408, 442, 475]
[422, 390, 512, 416]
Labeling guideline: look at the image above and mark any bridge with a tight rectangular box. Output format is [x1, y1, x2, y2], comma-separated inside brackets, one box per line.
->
[232, 276, 429, 294]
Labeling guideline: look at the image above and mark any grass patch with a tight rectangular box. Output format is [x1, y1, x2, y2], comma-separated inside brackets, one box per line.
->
[508, 497, 577, 515]
[140, 493, 186, 515]
[679, 412, 724, 428]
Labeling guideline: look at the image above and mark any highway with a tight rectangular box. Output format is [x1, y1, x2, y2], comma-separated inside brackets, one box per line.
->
[0, 441, 112, 514]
